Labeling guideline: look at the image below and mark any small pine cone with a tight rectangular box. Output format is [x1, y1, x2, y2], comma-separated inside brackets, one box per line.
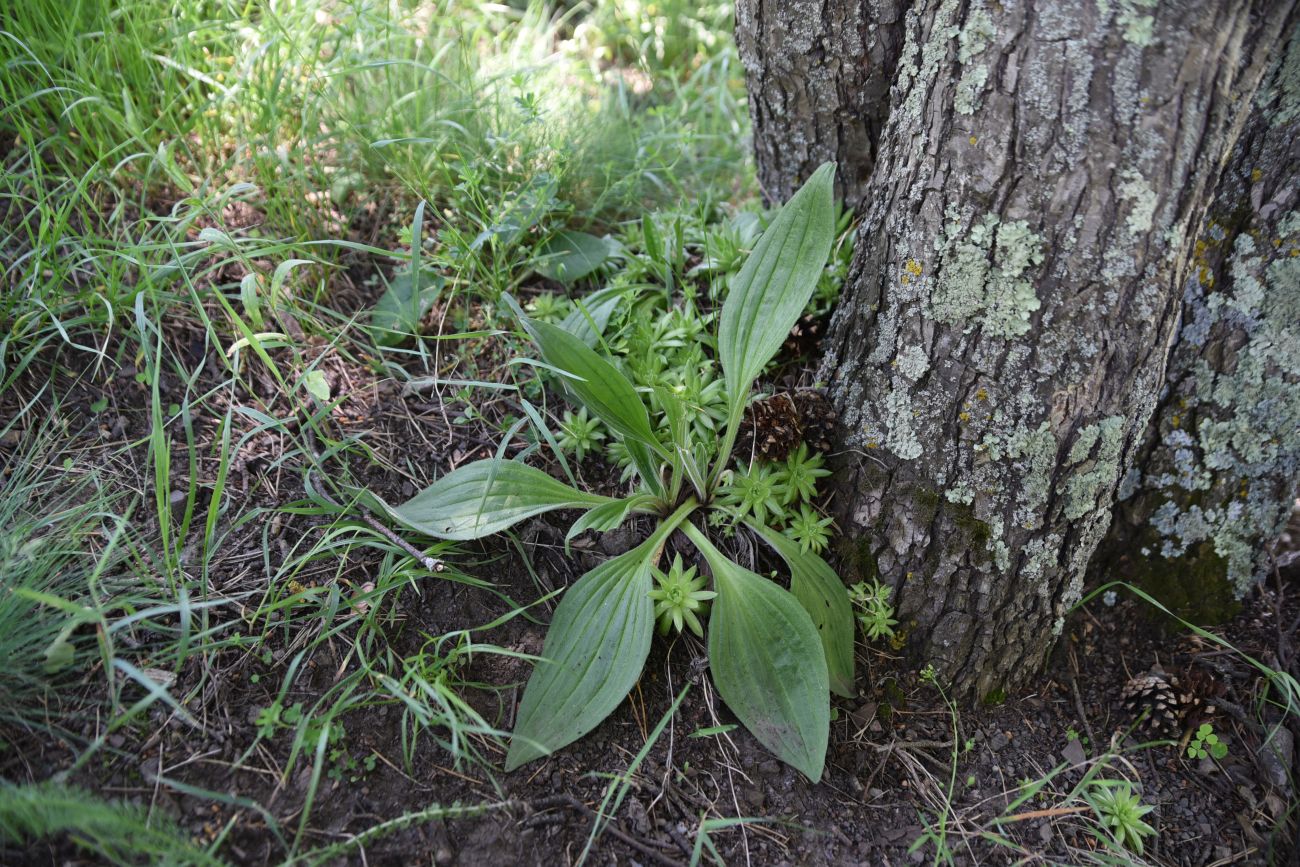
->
[781, 312, 826, 360]
[737, 389, 839, 461]
[736, 394, 803, 462]
[1119, 672, 1186, 737]
[791, 389, 837, 454]
[1175, 664, 1224, 727]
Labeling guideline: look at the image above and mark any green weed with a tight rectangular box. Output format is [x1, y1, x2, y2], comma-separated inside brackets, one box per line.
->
[0, 0, 775, 861]
[374, 166, 852, 778]
[0, 781, 220, 866]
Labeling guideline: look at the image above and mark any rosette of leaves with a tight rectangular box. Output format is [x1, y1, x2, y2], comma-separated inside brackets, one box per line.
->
[372, 166, 853, 780]
[1085, 780, 1157, 855]
[557, 407, 605, 462]
[648, 554, 715, 637]
[849, 579, 898, 641]
[787, 503, 833, 554]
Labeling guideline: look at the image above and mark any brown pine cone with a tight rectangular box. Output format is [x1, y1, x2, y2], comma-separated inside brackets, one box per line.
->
[1174, 664, 1224, 728]
[780, 311, 826, 360]
[1119, 672, 1185, 737]
[791, 389, 837, 454]
[735, 389, 839, 462]
[736, 393, 802, 461]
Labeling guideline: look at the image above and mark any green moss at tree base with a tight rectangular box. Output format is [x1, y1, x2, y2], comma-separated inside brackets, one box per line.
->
[945, 500, 994, 551]
[982, 687, 1007, 706]
[836, 533, 881, 585]
[912, 486, 943, 525]
[875, 677, 907, 725]
[1120, 538, 1240, 626]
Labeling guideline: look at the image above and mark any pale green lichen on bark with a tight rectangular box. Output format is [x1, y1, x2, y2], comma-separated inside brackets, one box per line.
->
[1068, 423, 1102, 464]
[981, 420, 1058, 531]
[884, 387, 924, 460]
[1060, 416, 1126, 520]
[1021, 535, 1056, 582]
[1256, 24, 1300, 127]
[954, 6, 996, 115]
[930, 211, 1045, 338]
[896, 0, 961, 135]
[987, 516, 1011, 573]
[1115, 0, 1156, 46]
[895, 344, 931, 381]
[945, 484, 974, 505]
[1118, 170, 1158, 235]
[1142, 216, 1300, 594]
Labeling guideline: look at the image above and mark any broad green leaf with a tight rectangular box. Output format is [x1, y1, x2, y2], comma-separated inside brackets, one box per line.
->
[535, 230, 613, 283]
[564, 493, 655, 553]
[302, 370, 331, 402]
[42, 623, 77, 674]
[383, 459, 613, 540]
[369, 270, 444, 346]
[652, 385, 689, 446]
[269, 258, 316, 303]
[652, 386, 710, 499]
[239, 273, 265, 330]
[684, 524, 829, 780]
[504, 295, 668, 473]
[642, 214, 665, 263]
[371, 201, 441, 346]
[507, 511, 690, 769]
[717, 163, 835, 410]
[750, 522, 856, 698]
[732, 210, 762, 245]
[560, 286, 627, 347]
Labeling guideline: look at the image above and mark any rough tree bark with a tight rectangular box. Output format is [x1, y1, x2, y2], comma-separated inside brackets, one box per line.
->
[739, 0, 1298, 698]
[1097, 35, 1300, 620]
[736, 0, 907, 208]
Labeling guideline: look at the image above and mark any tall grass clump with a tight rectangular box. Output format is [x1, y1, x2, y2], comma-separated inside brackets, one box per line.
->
[0, 780, 218, 866]
[0, 428, 131, 736]
[2, 1, 750, 369]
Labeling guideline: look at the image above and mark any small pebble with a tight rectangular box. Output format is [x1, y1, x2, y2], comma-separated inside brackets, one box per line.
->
[1061, 738, 1087, 766]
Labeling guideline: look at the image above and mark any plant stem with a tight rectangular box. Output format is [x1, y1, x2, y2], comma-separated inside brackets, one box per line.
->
[707, 402, 745, 491]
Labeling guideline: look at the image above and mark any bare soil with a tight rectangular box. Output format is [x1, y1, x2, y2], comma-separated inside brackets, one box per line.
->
[1, 263, 1297, 867]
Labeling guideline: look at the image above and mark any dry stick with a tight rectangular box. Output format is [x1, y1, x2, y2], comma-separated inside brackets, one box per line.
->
[303, 465, 445, 574]
[997, 805, 1091, 824]
[661, 814, 695, 859]
[870, 739, 955, 752]
[1070, 676, 1099, 755]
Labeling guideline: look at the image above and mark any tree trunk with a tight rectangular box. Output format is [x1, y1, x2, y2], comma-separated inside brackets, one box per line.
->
[735, 0, 908, 208]
[1096, 35, 1300, 621]
[742, 0, 1297, 699]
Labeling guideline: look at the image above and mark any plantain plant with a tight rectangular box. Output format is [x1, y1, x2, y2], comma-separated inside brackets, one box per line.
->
[373, 165, 853, 780]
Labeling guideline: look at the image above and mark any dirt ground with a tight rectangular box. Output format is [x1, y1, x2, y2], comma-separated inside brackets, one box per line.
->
[1, 248, 1297, 866]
